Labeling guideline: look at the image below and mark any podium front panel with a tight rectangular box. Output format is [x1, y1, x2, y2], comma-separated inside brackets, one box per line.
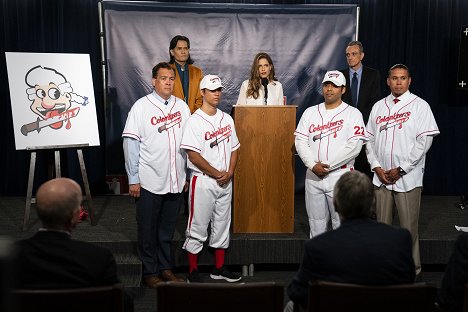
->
[233, 105, 296, 233]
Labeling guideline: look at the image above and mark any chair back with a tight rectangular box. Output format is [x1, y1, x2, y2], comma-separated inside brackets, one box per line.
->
[308, 281, 437, 312]
[157, 281, 284, 312]
[11, 283, 124, 312]
[463, 284, 468, 312]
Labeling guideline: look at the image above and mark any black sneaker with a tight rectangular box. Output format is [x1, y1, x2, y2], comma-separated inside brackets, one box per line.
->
[188, 269, 202, 283]
[210, 266, 242, 282]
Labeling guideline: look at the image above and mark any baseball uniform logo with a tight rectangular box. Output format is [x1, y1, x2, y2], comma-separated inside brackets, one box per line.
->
[150, 111, 182, 133]
[309, 120, 344, 142]
[376, 111, 411, 132]
[205, 124, 232, 148]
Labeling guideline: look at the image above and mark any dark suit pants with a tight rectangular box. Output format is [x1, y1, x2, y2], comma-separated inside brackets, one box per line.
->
[136, 188, 182, 277]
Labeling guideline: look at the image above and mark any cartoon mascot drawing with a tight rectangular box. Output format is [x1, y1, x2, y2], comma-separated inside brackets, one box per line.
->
[21, 65, 89, 136]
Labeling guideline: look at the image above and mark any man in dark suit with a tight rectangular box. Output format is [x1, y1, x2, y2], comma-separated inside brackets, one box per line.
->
[437, 233, 468, 312]
[14, 178, 119, 288]
[340, 41, 381, 177]
[285, 171, 415, 312]
[340, 41, 381, 123]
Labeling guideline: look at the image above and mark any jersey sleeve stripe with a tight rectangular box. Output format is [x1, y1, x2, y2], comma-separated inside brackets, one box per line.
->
[294, 131, 308, 138]
[181, 144, 201, 153]
[122, 132, 141, 141]
[416, 129, 440, 139]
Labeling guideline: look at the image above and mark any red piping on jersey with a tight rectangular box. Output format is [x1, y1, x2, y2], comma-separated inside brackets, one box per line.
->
[122, 132, 141, 141]
[219, 112, 228, 170]
[181, 144, 202, 153]
[317, 105, 324, 161]
[147, 95, 180, 193]
[416, 129, 439, 139]
[188, 175, 198, 231]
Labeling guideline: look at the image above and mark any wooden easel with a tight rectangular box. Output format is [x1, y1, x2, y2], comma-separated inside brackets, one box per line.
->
[23, 144, 95, 230]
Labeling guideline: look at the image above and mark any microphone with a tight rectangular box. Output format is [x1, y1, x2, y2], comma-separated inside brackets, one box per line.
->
[261, 78, 269, 105]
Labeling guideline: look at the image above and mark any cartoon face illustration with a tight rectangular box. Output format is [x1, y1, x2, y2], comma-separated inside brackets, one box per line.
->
[30, 82, 72, 129]
[21, 65, 88, 136]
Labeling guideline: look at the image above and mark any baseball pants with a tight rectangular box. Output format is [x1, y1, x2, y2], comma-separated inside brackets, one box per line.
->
[183, 174, 232, 254]
[305, 168, 350, 238]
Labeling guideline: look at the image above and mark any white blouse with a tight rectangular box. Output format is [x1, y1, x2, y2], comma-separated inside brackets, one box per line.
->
[236, 80, 284, 105]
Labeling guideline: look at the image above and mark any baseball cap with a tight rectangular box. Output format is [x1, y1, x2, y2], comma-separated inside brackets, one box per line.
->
[322, 70, 346, 87]
[200, 74, 223, 91]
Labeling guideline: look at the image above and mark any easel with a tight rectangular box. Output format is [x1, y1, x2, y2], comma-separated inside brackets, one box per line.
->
[23, 144, 95, 230]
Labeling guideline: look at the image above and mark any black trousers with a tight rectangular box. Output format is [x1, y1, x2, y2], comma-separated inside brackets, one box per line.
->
[135, 188, 182, 277]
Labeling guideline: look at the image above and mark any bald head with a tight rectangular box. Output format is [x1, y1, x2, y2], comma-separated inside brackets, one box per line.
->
[36, 178, 82, 230]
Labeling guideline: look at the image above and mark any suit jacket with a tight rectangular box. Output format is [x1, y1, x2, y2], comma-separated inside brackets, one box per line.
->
[437, 233, 468, 312]
[170, 63, 203, 113]
[14, 231, 119, 289]
[340, 65, 381, 123]
[287, 218, 415, 308]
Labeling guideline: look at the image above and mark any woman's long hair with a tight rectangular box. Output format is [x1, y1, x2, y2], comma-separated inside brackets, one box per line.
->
[246, 52, 277, 99]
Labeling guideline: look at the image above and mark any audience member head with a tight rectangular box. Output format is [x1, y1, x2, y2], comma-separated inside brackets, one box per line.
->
[345, 41, 364, 70]
[36, 178, 82, 231]
[247, 52, 277, 99]
[333, 171, 374, 220]
[169, 35, 194, 65]
[387, 63, 411, 98]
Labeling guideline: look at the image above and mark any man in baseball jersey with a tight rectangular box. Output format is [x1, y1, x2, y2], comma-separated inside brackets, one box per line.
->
[181, 74, 241, 283]
[295, 70, 368, 238]
[366, 64, 439, 275]
[122, 62, 190, 287]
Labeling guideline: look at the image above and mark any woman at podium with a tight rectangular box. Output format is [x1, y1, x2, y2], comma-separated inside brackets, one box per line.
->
[236, 52, 284, 105]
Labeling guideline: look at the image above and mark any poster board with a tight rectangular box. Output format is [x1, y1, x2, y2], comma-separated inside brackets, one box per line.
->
[5, 52, 100, 150]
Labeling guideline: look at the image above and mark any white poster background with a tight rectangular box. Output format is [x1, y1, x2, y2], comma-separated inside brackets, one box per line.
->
[5, 52, 100, 150]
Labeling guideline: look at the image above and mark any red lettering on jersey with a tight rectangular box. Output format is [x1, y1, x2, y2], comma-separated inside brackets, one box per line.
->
[150, 111, 182, 125]
[376, 111, 411, 124]
[308, 119, 344, 133]
[204, 124, 232, 140]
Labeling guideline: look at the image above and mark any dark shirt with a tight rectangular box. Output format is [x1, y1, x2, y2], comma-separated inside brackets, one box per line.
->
[175, 62, 189, 103]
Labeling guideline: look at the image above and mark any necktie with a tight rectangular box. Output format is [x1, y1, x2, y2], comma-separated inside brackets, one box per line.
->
[393, 98, 399, 104]
[164, 100, 168, 106]
[351, 72, 358, 107]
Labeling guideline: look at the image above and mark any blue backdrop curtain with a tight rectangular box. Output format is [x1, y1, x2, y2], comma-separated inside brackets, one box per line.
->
[0, 0, 467, 196]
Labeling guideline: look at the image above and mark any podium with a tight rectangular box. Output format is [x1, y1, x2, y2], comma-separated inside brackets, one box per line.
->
[232, 105, 296, 233]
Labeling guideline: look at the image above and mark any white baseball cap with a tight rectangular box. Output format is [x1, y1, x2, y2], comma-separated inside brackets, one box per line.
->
[200, 74, 223, 90]
[322, 70, 346, 87]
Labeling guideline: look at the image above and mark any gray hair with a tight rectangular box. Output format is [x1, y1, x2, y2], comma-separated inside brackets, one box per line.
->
[347, 41, 364, 53]
[334, 171, 374, 220]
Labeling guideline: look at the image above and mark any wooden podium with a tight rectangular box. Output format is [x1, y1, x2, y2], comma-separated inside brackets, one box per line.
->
[232, 105, 296, 233]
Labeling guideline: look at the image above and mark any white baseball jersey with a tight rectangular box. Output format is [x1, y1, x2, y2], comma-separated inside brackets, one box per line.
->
[181, 108, 240, 254]
[181, 109, 240, 173]
[237, 80, 284, 105]
[366, 91, 439, 192]
[122, 92, 191, 194]
[294, 102, 368, 168]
